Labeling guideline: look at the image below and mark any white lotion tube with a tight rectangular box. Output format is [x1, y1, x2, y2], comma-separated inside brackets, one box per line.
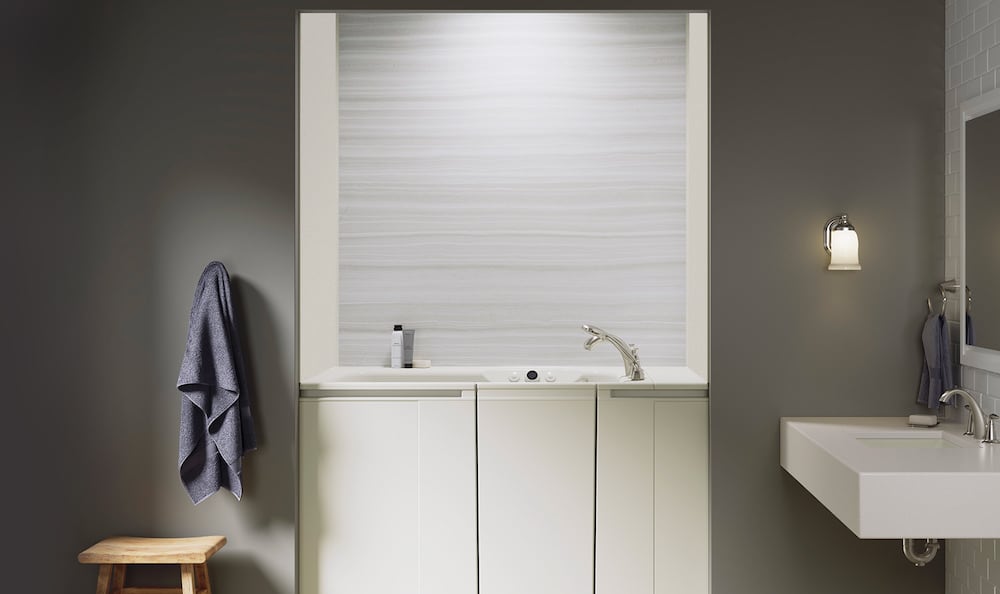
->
[390, 324, 403, 368]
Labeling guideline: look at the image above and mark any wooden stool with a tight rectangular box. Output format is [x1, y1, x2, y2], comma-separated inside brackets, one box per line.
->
[78, 536, 226, 594]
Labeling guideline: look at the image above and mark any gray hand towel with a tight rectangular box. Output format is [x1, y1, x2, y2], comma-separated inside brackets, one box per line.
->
[939, 313, 954, 392]
[917, 313, 937, 408]
[176, 261, 257, 504]
[917, 312, 955, 410]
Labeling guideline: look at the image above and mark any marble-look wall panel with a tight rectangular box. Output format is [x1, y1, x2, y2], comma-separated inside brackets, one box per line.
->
[338, 12, 687, 366]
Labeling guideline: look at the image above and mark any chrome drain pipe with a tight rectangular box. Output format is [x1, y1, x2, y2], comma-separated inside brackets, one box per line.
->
[902, 538, 940, 566]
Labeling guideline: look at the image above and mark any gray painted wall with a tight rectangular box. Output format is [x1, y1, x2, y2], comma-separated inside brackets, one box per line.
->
[3, 2, 296, 591]
[709, 0, 944, 591]
[2, 1, 942, 593]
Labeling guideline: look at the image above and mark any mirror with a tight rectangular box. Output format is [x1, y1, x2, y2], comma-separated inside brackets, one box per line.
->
[961, 88, 1000, 371]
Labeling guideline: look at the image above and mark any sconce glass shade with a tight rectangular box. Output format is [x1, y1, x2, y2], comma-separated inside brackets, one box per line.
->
[824, 214, 861, 271]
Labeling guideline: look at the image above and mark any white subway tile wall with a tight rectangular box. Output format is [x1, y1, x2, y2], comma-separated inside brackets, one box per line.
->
[946, 1, 1000, 592]
[337, 13, 688, 367]
[948, 539, 1000, 594]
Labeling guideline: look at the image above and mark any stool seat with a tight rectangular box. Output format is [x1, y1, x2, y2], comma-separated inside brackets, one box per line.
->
[79, 536, 226, 565]
[79, 536, 225, 594]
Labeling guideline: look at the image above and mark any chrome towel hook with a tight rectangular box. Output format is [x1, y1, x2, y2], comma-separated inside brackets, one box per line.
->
[936, 280, 961, 315]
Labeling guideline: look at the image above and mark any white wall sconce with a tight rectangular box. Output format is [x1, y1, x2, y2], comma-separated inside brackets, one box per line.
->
[823, 214, 861, 271]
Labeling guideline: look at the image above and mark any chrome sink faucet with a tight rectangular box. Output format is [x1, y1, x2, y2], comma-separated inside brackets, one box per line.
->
[939, 388, 987, 440]
[581, 324, 645, 381]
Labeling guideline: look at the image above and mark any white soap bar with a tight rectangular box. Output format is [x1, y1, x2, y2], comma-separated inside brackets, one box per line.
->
[412, 359, 431, 368]
[908, 414, 939, 427]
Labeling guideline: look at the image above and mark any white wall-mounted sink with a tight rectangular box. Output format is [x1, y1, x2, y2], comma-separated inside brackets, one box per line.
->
[780, 417, 1000, 538]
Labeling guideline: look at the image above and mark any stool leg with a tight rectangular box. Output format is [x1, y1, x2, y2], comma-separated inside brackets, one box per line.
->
[195, 563, 212, 594]
[110, 565, 125, 594]
[95, 565, 112, 594]
[180, 564, 196, 594]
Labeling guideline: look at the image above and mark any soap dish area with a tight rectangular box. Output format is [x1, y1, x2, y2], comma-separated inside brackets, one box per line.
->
[907, 413, 939, 428]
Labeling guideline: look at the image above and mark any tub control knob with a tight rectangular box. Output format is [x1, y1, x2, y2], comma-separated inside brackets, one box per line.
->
[508, 371, 520, 382]
[545, 371, 556, 382]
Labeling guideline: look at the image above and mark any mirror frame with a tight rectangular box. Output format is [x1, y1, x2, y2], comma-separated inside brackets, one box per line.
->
[960, 87, 1000, 372]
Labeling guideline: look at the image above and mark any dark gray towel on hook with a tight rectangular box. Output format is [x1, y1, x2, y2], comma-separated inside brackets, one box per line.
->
[917, 312, 955, 410]
[940, 314, 954, 391]
[176, 261, 257, 504]
[917, 313, 937, 408]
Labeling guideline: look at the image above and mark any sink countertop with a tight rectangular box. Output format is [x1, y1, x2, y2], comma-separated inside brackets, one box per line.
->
[781, 416, 1000, 538]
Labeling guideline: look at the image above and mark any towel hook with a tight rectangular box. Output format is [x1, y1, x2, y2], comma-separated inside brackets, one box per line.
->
[937, 280, 961, 316]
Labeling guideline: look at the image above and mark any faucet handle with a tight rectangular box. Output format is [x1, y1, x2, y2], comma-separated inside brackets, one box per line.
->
[626, 344, 645, 381]
[965, 404, 975, 436]
[984, 413, 1000, 445]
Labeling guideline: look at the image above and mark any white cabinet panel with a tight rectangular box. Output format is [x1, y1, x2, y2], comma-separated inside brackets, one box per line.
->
[653, 399, 708, 594]
[477, 388, 596, 594]
[300, 387, 707, 594]
[299, 396, 477, 594]
[595, 396, 654, 594]
[596, 395, 708, 594]
[418, 400, 479, 593]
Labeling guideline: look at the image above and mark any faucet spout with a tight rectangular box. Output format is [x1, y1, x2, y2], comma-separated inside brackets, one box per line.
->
[581, 324, 645, 381]
[939, 388, 986, 439]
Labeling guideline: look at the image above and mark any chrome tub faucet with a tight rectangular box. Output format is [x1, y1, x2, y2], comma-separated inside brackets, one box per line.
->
[581, 324, 645, 381]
